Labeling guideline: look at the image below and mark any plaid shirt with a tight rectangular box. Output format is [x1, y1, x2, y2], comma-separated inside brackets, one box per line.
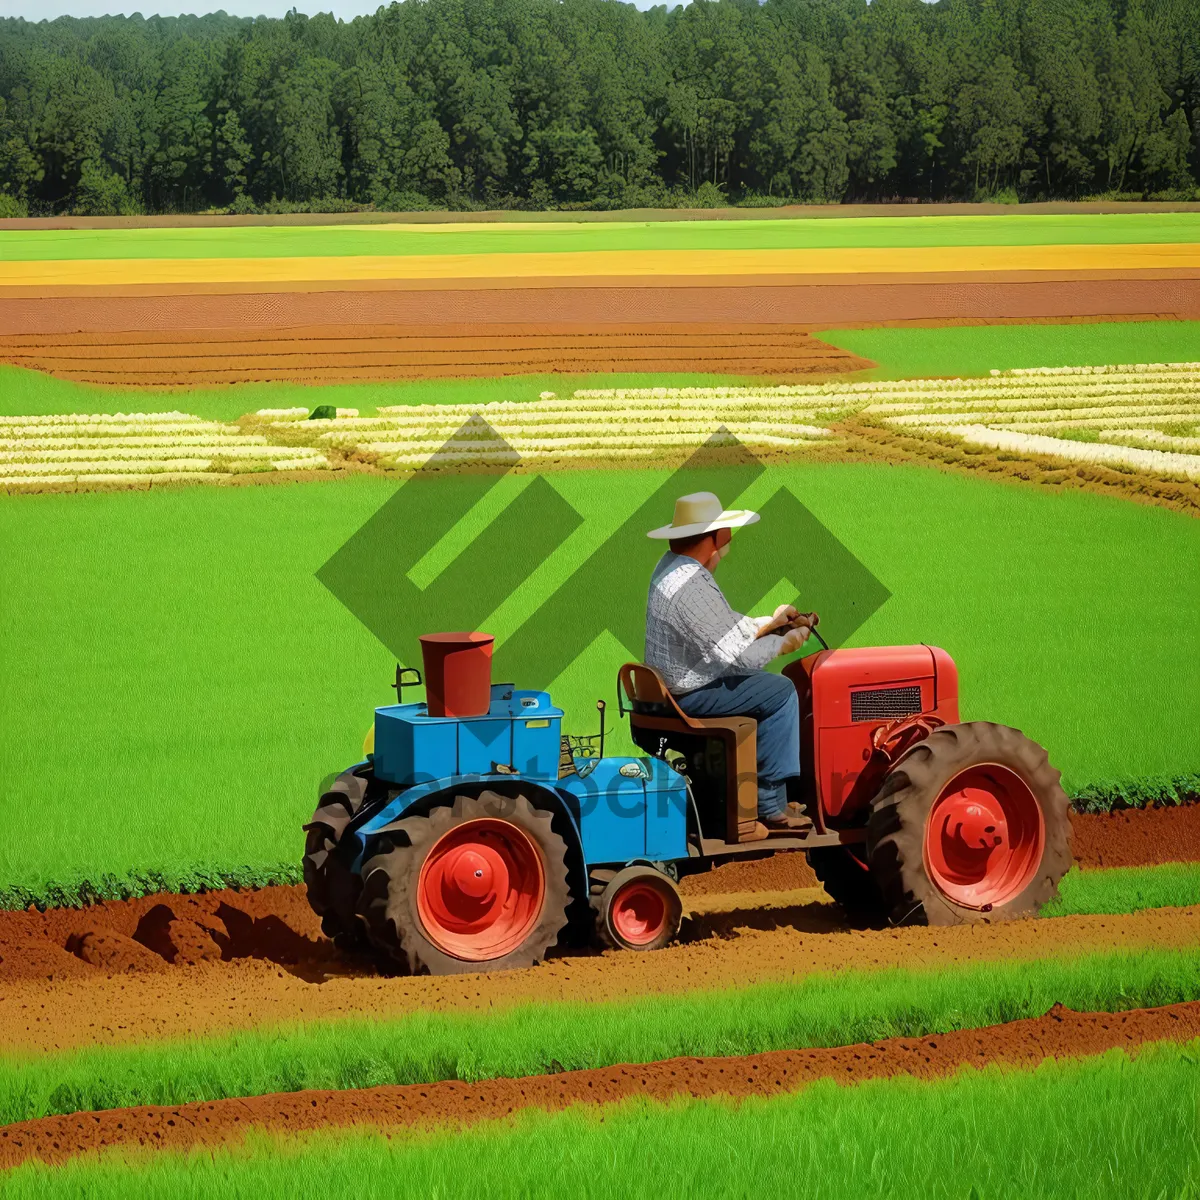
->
[645, 551, 782, 694]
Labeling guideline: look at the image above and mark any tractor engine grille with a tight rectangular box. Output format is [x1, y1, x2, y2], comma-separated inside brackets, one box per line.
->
[851, 685, 923, 723]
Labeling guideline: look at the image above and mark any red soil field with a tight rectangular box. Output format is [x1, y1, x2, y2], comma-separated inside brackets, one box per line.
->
[2, 1000, 1196, 1170]
[1, 276, 1197, 338]
[0, 323, 873, 387]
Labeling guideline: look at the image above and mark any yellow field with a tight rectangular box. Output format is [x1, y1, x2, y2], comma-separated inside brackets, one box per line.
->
[2, 242, 1198, 290]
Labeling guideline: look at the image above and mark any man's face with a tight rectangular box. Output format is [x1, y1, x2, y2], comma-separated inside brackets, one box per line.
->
[711, 527, 732, 569]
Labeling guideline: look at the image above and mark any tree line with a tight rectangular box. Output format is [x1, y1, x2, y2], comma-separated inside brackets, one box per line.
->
[1, 0, 1197, 216]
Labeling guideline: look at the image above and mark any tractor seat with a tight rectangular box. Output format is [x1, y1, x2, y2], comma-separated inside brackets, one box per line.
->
[617, 662, 761, 843]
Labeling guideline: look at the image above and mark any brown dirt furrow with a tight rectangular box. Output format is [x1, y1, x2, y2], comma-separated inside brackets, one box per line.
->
[2, 267, 1198, 303]
[0, 321, 847, 348]
[1, 896, 1197, 1055]
[2, 1001, 1197, 1170]
[34, 360, 863, 387]
[1071, 804, 1200, 868]
[0, 326, 872, 386]
[1, 277, 1198, 335]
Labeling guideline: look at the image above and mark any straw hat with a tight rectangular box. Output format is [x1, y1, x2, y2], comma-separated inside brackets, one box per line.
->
[646, 491, 760, 540]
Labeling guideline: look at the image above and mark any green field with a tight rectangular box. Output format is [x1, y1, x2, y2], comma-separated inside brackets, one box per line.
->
[2, 212, 1197, 261]
[823, 320, 1200, 380]
[5, 1039, 1197, 1199]
[2, 456, 1197, 902]
[3, 943, 1195, 1126]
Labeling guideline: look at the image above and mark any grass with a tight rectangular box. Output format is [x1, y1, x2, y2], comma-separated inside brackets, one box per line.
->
[4, 1039, 1198, 1198]
[2, 212, 1198, 261]
[1046, 863, 1200, 917]
[2, 462, 1197, 901]
[1071, 771, 1200, 813]
[1, 944, 1196, 1126]
[820, 318, 1200, 379]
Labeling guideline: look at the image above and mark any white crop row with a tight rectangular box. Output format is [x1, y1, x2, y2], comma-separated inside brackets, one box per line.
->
[1001, 363, 1200, 376]
[324, 422, 834, 448]
[928, 425, 1200, 479]
[990, 413, 1198, 432]
[1, 422, 244, 439]
[570, 366, 1200, 399]
[1094, 428, 1200, 450]
[0, 445, 329, 463]
[0, 435, 274, 450]
[884, 405, 1197, 427]
[0, 411, 206, 426]
[863, 388, 1200, 413]
[4, 472, 227, 487]
[366, 431, 830, 457]
[0, 454, 328, 477]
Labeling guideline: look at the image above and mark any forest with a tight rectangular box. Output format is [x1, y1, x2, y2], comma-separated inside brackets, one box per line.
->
[0, 0, 1198, 216]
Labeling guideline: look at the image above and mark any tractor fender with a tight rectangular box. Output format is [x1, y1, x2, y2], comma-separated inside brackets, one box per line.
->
[351, 774, 588, 894]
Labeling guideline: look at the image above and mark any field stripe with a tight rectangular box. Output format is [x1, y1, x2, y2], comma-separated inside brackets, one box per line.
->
[0, 943, 1196, 1129]
[1, 1001, 1197, 1170]
[5, 1039, 1197, 1198]
[2, 243, 1199, 289]
[3, 212, 1200, 261]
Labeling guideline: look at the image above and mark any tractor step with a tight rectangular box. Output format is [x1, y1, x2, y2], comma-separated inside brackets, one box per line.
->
[699, 828, 866, 858]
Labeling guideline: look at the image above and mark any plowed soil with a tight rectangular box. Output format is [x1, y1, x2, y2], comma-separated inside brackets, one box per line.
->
[1070, 804, 1200, 868]
[3, 896, 1198, 1054]
[0, 805, 1194, 1054]
[0, 323, 872, 387]
[2, 277, 1198, 336]
[2, 1001, 1197, 1170]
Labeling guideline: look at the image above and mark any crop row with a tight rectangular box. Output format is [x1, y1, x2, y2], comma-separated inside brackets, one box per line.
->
[1, 410, 333, 489]
[927, 426, 1200, 478]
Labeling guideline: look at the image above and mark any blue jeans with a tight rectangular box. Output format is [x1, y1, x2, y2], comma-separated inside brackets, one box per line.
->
[674, 671, 800, 819]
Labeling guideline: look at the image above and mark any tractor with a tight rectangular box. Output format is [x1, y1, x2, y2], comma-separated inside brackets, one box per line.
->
[304, 631, 1073, 975]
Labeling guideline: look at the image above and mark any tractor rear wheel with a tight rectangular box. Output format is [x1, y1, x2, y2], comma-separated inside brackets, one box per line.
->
[594, 865, 682, 952]
[357, 790, 571, 975]
[866, 722, 1073, 926]
[303, 767, 372, 949]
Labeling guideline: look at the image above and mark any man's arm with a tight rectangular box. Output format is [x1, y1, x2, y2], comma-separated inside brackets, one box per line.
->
[678, 574, 807, 670]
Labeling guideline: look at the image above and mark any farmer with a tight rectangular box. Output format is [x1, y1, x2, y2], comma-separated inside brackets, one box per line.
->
[644, 491, 815, 838]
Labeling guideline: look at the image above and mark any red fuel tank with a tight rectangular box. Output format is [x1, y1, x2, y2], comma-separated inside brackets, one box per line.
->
[419, 632, 496, 718]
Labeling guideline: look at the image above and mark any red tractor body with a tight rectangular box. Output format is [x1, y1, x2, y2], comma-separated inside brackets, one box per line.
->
[788, 645, 960, 826]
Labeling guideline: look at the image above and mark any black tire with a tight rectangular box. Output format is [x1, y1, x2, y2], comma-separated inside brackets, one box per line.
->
[594, 865, 682, 952]
[303, 767, 371, 948]
[357, 790, 571, 975]
[806, 846, 886, 922]
[866, 722, 1073, 926]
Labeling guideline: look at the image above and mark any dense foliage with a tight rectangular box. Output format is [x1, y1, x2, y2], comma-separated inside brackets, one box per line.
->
[0, 0, 1198, 215]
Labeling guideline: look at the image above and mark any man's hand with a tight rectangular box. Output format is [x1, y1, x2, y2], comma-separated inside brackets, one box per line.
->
[754, 604, 800, 639]
[777, 624, 811, 655]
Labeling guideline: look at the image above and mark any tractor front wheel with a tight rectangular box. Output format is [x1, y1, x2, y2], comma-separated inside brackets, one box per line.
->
[594, 865, 682, 952]
[866, 722, 1073, 925]
[358, 791, 571, 975]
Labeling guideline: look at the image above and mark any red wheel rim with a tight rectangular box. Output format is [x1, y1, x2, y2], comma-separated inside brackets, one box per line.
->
[610, 881, 668, 946]
[416, 818, 545, 961]
[923, 763, 1045, 910]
